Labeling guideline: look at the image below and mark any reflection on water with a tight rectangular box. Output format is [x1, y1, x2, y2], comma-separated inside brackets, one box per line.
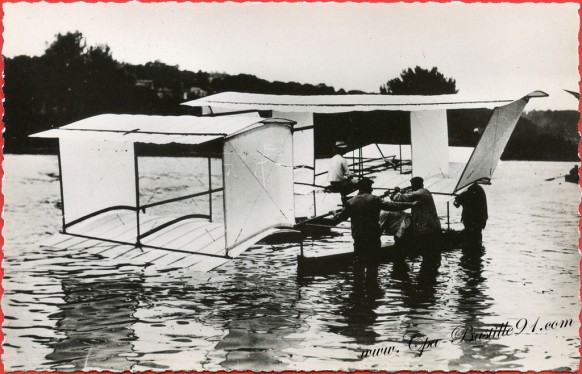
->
[210, 260, 305, 371]
[394, 253, 442, 310]
[2, 155, 579, 371]
[448, 248, 497, 369]
[47, 274, 142, 371]
[326, 269, 384, 347]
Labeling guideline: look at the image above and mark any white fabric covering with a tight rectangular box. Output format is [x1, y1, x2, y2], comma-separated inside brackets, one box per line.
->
[223, 123, 295, 249]
[60, 138, 136, 226]
[410, 110, 449, 179]
[183, 91, 528, 113]
[455, 99, 528, 192]
[273, 111, 316, 217]
[31, 113, 262, 145]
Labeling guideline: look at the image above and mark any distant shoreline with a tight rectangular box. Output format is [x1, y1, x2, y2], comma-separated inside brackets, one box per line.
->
[3, 150, 578, 163]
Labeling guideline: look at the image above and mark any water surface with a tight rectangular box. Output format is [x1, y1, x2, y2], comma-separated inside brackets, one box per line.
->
[2, 155, 579, 371]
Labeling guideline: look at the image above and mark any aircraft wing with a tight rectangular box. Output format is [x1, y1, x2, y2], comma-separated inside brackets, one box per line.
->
[183, 91, 547, 113]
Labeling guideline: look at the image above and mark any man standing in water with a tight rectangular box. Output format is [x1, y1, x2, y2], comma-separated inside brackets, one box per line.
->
[454, 182, 488, 250]
[328, 141, 357, 204]
[391, 177, 442, 266]
[337, 178, 416, 279]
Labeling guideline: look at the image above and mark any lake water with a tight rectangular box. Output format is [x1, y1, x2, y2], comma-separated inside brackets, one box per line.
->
[2, 154, 579, 371]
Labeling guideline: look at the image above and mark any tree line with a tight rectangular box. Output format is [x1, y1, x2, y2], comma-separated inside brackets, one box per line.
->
[3, 32, 342, 153]
[3, 31, 578, 161]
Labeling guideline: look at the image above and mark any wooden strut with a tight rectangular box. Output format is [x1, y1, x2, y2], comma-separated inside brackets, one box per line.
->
[312, 138, 317, 217]
[447, 201, 451, 230]
[60, 127, 227, 137]
[140, 188, 224, 210]
[302, 223, 351, 230]
[64, 205, 137, 228]
[314, 156, 397, 177]
[294, 210, 341, 228]
[137, 214, 212, 240]
[221, 149, 228, 258]
[57, 145, 67, 233]
[134, 145, 141, 247]
[63, 188, 223, 230]
[399, 143, 403, 174]
[294, 181, 328, 189]
[373, 187, 457, 197]
[208, 157, 213, 222]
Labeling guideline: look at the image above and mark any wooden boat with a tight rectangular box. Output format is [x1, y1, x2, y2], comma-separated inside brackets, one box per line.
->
[296, 229, 465, 276]
[565, 174, 579, 184]
[565, 166, 579, 184]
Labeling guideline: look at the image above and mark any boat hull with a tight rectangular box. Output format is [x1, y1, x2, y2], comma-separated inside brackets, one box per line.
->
[297, 229, 465, 276]
[565, 174, 579, 184]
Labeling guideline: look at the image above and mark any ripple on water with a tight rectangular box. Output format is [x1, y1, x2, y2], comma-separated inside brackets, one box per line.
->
[2, 156, 579, 371]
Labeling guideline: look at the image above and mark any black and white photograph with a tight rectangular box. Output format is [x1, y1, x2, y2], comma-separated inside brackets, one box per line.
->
[1, 2, 580, 371]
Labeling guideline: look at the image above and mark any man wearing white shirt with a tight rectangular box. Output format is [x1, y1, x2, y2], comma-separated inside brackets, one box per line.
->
[328, 141, 357, 204]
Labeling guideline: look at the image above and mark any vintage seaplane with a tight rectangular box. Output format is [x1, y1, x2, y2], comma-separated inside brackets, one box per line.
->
[33, 90, 547, 272]
[182, 90, 548, 271]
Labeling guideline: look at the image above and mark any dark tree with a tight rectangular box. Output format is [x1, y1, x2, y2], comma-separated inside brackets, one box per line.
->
[4, 31, 140, 153]
[44, 31, 86, 68]
[380, 66, 458, 95]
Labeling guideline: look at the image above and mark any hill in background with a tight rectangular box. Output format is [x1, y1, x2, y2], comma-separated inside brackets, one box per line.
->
[3, 32, 579, 161]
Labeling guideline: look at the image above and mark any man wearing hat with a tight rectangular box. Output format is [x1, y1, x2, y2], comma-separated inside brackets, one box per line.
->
[328, 141, 357, 204]
[337, 177, 416, 276]
[391, 176, 442, 264]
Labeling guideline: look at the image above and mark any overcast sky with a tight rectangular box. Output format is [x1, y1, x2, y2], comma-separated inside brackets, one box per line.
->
[3, 2, 580, 110]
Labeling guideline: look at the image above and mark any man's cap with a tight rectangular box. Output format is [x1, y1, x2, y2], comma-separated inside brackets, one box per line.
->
[410, 176, 424, 186]
[358, 177, 374, 189]
[335, 141, 348, 148]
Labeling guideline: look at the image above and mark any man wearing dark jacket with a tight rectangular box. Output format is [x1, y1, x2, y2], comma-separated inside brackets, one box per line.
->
[337, 178, 415, 275]
[391, 176, 442, 264]
[454, 182, 488, 249]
